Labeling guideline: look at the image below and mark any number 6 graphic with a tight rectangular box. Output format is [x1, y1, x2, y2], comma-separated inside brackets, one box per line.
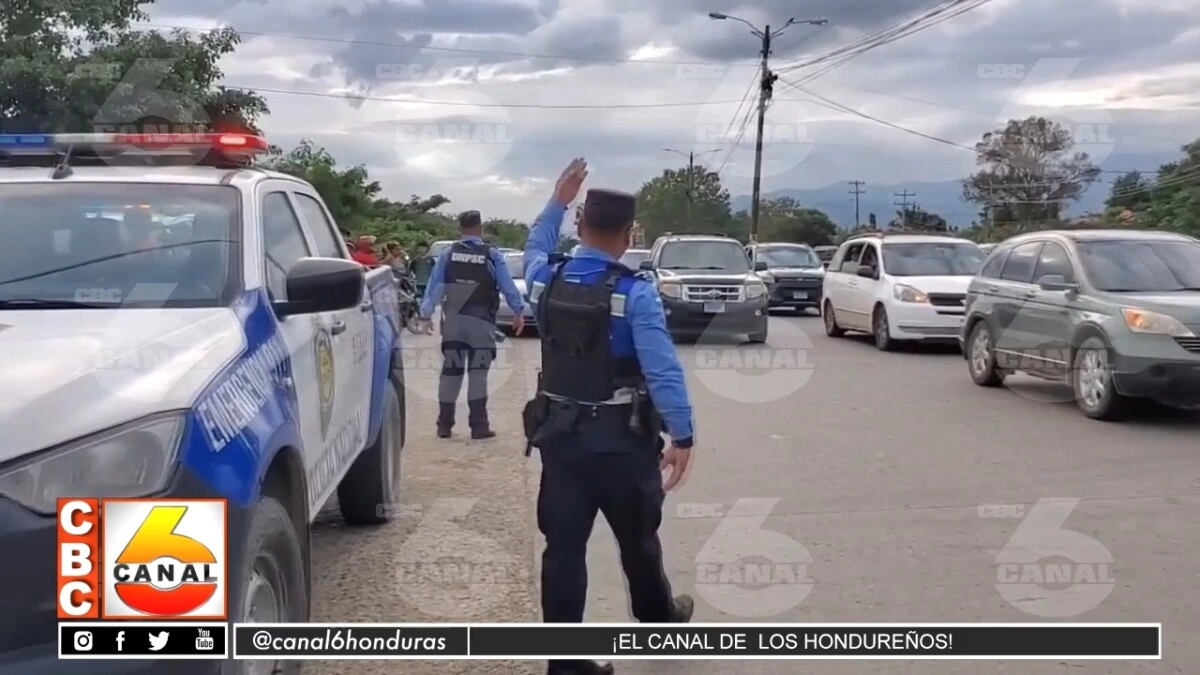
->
[994, 498, 1114, 617]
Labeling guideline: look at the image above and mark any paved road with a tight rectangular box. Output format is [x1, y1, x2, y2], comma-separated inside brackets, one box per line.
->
[308, 313, 1199, 675]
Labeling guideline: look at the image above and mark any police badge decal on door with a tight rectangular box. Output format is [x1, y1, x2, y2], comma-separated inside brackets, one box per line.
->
[315, 328, 336, 440]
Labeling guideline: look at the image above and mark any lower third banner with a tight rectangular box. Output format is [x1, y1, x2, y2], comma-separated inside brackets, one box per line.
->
[232, 623, 1160, 659]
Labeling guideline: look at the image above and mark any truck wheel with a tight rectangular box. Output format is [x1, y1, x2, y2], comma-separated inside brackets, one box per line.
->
[1072, 336, 1130, 421]
[748, 319, 768, 344]
[338, 375, 404, 525]
[222, 496, 306, 675]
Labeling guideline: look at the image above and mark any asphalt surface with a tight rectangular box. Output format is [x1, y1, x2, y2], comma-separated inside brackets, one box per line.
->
[309, 311, 1199, 675]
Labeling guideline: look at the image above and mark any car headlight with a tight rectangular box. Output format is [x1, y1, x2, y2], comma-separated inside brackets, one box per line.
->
[893, 284, 928, 303]
[0, 413, 184, 514]
[659, 281, 682, 299]
[745, 281, 767, 299]
[1121, 307, 1194, 336]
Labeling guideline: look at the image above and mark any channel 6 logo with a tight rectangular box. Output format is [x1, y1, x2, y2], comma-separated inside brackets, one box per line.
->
[56, 498, 227, 620]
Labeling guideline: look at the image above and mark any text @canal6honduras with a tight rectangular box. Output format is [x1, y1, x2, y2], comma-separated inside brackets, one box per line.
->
[61, 623, 1162, 660]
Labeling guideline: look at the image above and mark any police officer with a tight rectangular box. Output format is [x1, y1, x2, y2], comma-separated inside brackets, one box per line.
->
[522, 159, 695, 675]
[419, 210, 526, 439]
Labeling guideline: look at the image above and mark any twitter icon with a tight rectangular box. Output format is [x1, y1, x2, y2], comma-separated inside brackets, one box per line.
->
[148, 631, 170, 652]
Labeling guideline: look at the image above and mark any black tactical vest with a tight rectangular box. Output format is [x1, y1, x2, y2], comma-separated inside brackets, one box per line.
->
[442, 240, 499, 321]
[538, 261, 644, 402]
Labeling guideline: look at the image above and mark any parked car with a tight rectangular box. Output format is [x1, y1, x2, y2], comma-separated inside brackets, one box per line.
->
[814, 245, 838, 267]
[978, 243, 997, 254]
[619, 248, 650, 269]
[822, 232, 986, 350]
[961, 229, 1200, 419]
[496, 251, 536, 335]
[640, 234, 769, 342]
[745, 242, 825, 313]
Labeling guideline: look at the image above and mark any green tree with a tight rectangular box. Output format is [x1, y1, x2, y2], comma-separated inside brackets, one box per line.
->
[889, 205, 948, 231]
[262, 141, 379, 228]
[2, 11, 267, 133]
[482, 218, 529, 248]
[1105, 171, 1154, 212]
[635, 166, 734, 240]
[1105, 139, 1200, 236]
[736, 197, 837, 245]
[962, 116, 1101, 231]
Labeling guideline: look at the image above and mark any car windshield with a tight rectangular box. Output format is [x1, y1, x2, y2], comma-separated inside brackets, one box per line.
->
[1078, 240, 1200, 292]
[882, 242, 984, 276]
[0, 183, 238, 308]
[505, 254, 524, 278]
[658, 241, 750, 271]
[620, 250, 649, 268]
[757, 246, 821, 268]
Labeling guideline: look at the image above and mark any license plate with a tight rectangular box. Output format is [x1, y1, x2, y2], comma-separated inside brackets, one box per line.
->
[704, 301, 725, 313]
[792, 291, 808, 299]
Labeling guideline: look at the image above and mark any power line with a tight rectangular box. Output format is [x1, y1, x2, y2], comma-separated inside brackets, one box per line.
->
[714, 91, 760, 175]
[224, 84, 800, 109]
[849, 180, 865, 228]
[704, 65, 760, 170]
[143, 23, 754, 67]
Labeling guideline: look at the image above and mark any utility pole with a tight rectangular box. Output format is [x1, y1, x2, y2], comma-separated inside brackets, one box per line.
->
[662, 148, 718, 232]
[848, 180, 865, 228]
[894, 190, 915, 229]
[709, 12, 828, 242]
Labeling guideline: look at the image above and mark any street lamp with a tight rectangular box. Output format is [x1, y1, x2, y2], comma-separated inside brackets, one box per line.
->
[709, 11, 827, 242]
[662, 148, 721, 229]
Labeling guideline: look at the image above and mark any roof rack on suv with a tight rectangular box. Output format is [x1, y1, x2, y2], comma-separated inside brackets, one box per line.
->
[844, 229, 960, 241]
[662, 231, 734, 238]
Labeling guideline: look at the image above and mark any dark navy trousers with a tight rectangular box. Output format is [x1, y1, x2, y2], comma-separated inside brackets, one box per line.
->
[537, 414, 675, 673]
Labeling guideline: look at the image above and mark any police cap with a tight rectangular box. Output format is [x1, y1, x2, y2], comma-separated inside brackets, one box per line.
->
[582, 188, 636, 231]
[459, 210, 482, 229]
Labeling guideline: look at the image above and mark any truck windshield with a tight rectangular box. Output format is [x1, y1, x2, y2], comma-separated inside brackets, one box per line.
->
[505, 254, 523, 278]
[1078, 240, 1200, 292]
[659, 241, 749, 271]
[0, 183, 238, 308]
[882, 242, 984, 276]
[757, 246, 821, 268]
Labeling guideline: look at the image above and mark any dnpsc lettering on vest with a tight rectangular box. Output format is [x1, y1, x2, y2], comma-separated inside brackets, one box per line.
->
[195, 334, 290, 452]
[450, 252, 487, 264]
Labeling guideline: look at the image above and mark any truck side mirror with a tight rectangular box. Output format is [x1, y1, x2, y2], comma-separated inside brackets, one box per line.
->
[275, 257, 364, 317]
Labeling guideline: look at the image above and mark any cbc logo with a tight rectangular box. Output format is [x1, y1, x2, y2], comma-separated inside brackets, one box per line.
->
[73, 631, 93, 651]
[977, 64, 1025, 79]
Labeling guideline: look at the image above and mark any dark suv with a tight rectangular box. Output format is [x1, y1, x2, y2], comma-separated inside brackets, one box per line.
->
[961, 229, 1200, 419]
[746, 242, 825, 313]
[640, 234, 770, 342]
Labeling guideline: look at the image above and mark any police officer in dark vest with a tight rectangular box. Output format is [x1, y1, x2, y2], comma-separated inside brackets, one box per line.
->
[419, 210, 526, 438]
[522, 159, 695, 675]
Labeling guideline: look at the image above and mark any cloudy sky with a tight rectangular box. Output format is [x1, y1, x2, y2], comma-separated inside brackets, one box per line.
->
[147, 0, 1200, 221]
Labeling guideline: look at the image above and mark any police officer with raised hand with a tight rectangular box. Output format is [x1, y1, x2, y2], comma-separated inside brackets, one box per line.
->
[523, 158, 695, 675]
[419, 210, 525, 439]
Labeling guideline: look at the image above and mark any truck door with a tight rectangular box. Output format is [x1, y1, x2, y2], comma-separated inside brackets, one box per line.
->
[291, 190, 373, 451]
[258, 185, 329, 502]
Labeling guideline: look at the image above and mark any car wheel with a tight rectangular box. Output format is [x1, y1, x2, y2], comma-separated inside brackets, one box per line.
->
[872, 305, 897, 351]
[337, 375, 404, 524]
[1072, 336, 1130, 420]
[822, 300, 845, 337]
[749, 319, 768, 344]
[967, 321, 1005, 386]
[221, 495, 306, 675]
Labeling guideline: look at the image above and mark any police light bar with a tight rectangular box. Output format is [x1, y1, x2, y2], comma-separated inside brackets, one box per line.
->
[0, 132, 269, 154]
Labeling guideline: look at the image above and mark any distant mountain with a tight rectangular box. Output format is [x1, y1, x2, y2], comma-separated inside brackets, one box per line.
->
[731, 179, 1112, 229]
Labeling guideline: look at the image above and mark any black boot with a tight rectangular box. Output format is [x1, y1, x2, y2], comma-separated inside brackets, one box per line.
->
[437, 402, 454, 438]
[669, 594, 694, 623]
[471, 428, 497, 440]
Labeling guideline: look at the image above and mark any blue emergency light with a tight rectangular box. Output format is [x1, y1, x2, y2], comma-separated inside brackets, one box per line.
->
[0, 132, 269, 154]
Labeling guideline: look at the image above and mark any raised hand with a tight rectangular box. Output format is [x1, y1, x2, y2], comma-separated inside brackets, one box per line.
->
[554, 158, 588, 205]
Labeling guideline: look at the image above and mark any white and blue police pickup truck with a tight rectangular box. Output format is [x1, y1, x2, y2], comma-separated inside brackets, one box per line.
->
[0, 132, 405, 674]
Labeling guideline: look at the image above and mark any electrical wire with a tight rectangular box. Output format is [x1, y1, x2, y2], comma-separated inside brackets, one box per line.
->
[143, 22, 752, 67]
[703, 65, 760, 170]
[222, 84, 799, 109]
[714, 90, 760, 176]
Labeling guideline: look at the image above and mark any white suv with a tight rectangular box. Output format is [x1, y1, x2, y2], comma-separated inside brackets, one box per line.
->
[821, 232, 986, 350]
